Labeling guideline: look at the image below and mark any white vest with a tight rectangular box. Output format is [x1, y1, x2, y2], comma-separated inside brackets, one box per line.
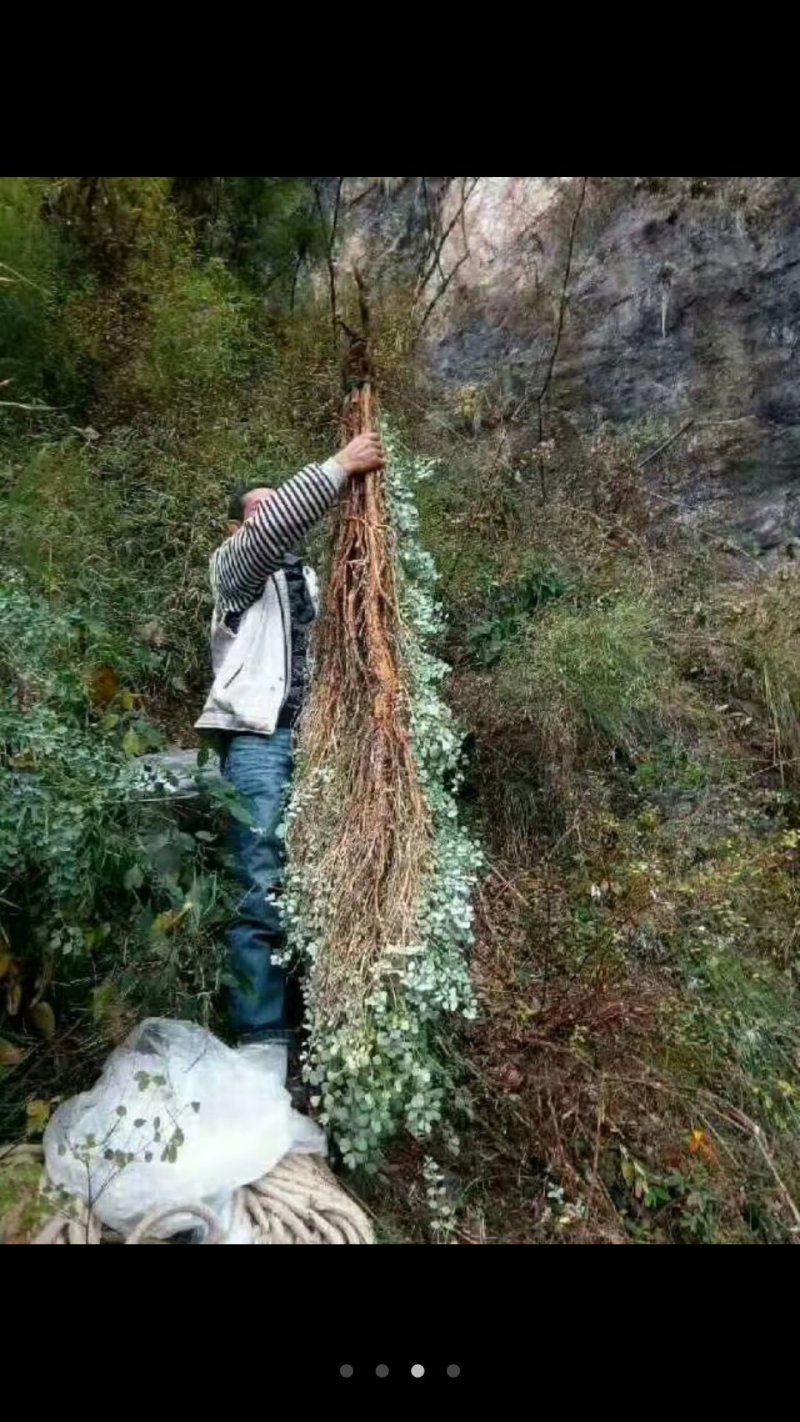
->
[194, 565, 318, 738]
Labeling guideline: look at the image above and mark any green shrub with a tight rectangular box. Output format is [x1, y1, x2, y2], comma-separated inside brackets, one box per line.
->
[493, 596, 677, 765]
[0, 574, 132, 914]
[127, 259, 251, 409]
[0, 427, 232, 698]
[466, 565, 577, 667]
[0, 178, 69, 403]
[714, 576, 800, 777]
[0, 574, 232, 1136]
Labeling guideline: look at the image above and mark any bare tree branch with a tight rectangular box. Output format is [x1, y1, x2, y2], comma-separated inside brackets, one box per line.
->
[499, 178, 588, 499]
[415, 177, 479, 300]
[353, 264, 371, 340]
[419, 178, 447, 287]
[412, 177, 481, 338]
[313, 177, 344, 353]
[534, 176, 588, 421]
[415, 249, 471, 336]
[344, 179, 380, 211]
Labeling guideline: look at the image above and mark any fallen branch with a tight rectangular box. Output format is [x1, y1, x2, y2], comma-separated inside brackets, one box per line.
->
[712, 1103, 800, 1238]
[637, 418, 695, 469]
[0, 260, 50, 296]
[0, 400, 58, 412]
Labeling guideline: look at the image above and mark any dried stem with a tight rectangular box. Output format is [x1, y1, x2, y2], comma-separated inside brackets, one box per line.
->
[289, 383, 432, 1024]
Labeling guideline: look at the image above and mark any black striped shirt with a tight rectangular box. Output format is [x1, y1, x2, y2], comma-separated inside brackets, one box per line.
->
[212, 460, 345, 613]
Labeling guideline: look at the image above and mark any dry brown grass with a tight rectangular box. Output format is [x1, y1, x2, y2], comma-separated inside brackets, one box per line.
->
[288, 384, 432, 1026]
[362, 857, 800, 1245]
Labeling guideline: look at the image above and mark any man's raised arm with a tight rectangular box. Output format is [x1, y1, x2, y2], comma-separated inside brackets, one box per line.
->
[213, 433, 384, 612]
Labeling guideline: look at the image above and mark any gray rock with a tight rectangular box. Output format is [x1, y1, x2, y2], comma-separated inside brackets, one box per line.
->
[338, 176, 800, 549]
[125, 748, 223, 801]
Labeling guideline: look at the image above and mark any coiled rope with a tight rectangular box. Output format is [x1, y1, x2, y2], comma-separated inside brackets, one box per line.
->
[6, 1147, 374, 1244]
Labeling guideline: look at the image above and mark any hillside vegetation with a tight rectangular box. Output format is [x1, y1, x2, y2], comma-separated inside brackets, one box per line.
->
[1, 177, 799, 1244]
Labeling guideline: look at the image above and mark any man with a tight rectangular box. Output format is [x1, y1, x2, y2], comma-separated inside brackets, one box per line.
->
[195, 431, 385, 1077]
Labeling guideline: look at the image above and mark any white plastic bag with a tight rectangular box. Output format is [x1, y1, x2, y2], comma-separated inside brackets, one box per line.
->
[43, 1018, 325, 1241]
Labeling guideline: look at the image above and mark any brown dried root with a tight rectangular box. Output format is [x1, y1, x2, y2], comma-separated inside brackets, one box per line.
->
[289, 384, 432, 1026]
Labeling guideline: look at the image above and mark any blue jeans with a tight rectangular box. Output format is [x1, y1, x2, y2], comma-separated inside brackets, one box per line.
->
[222, 729, 294, 1043]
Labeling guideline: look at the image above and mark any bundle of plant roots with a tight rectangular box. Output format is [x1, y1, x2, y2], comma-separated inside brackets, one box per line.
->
[282, 388, 479, 1168]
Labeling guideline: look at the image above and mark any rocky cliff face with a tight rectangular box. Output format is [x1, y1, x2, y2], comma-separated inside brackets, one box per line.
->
[339, 177, 800, 557]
